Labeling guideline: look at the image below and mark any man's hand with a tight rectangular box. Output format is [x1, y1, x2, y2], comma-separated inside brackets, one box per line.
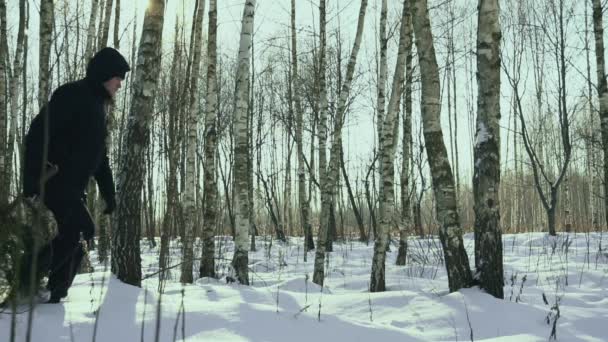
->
[103, 196, 116, 215]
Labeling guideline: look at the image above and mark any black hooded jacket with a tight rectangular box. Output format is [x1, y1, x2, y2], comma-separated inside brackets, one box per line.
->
[23, 48, 130, 205]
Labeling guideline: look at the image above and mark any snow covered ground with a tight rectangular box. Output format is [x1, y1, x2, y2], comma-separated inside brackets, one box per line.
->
[1, 232, 607, 341]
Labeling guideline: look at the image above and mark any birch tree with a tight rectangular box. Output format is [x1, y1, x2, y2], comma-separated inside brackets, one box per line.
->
[474, 0, 503, 299]
[592, 0, 608, 224]
[370, 0, 409, 292]
[411, 0, 473, 292]
[313, 0, 329, 284]
[113, 0, 120, 47]
[291, 0, 315, 253]
[85, 0, 100, 61]
[181, 0, 205, 284]
[0, 0, 9, 205]
[39, 0, 54, 108]
[200, 0, 218, 279]
[396, 4, 414, 266]
[232, 0, 255, 285]
[376, 0, 388, 200]
[98, 0, 113, 49]
[313, 0, 368, 286]
[113, 0, 165, 287]
[4, 0, 25, 211]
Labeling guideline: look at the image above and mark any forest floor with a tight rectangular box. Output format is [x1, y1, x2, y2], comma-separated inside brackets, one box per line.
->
[1, 231, 607, 341]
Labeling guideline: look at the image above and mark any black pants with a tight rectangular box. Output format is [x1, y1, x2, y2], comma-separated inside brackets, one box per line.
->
[41, 188, 94, 296]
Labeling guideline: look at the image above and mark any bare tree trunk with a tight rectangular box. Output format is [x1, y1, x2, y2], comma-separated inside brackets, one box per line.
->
[396, 0, 414, 266]
[98, 0, 113, 49]
[370, 0, 409, 292]
[592, 0, 608, 229]
[113, 0, 165, 287]
[451, 3, 460, 202]
[260, 174, 286, 241]
[248, 38, 257, 252]
[113, 0, 120, 47]
[39, 0, 54, 108]
[474, 0, 503, 299]
[0, 0, 7, 206]
[313, 0, 329, 285]
[200, 0, 218, 279]
[1, 0, 25, 206]
[376, 0, 388, 199]
[85, 0, 100, 61]
[145, 145, 156, 247]
[232, 0, 255, 285]
[340, 147, 366, 242]
[291, 0, 314, 253]
[314, 0, 368, 287]
[411, 0, 473, 292]
[181, 0, 205, 284]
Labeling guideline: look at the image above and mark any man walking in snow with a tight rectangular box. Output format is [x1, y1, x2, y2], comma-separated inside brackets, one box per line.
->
[22, 47, 130, 303]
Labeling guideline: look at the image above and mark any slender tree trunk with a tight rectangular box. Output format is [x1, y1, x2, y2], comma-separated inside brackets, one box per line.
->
[340, 147, 366, 242]
[113, 0, 165, 287]
[396, 0, 413, 266]
[592, 0, 608, 228]
[85, 0, 100, 61]
[38, 0, 54, 108]
[2, 0, 25, 206]
[314, 0, 368, 287]
[232, 0, 255, 285]
[181, 0, 205, 284]
[291, 0, 314, 253]
[98, 0, 113, 49]
[376, 0, 388, 200]
[113, 0, 120, 47]
[200, 0, 218, 279]
[411, 0, 473, 292]
[0, 0, 7, 206]
[474, 0, 503, 299]
[313, 0, 329, 286]
[370, 0, 409, 292]
[248, 38, 257, 252]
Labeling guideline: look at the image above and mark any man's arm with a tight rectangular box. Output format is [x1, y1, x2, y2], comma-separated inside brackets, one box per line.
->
[94, 148, 116, 214]
[23, 87, 72, 197]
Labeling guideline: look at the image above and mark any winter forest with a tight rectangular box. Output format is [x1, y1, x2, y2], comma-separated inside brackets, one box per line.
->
[0, 0, 607, 341]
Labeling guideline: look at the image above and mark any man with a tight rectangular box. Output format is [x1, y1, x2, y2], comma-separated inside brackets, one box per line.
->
[23, 47, 130, 303]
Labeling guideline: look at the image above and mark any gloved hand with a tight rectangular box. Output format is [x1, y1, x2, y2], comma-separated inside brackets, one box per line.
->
[103, 196, 116, 215]
[82, 225, 95, 241]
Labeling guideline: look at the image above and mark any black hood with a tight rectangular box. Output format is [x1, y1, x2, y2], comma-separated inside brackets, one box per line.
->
[85, 47, 130, 97]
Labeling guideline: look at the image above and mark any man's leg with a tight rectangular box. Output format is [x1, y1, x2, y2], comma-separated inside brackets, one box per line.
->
[45, 196, 93, 301]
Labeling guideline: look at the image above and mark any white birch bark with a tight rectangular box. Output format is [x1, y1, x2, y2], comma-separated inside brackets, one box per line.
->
[112, 0, 165, 287]
[376, 0, 388, 200]
[0, 0, 9, 205]
[38, 0, 54, 108]
[291, 0, 314, 253]
[313, 0, 368, 286]
[5, 0, 26, 207]
[85, 0, 100, 61]
[98, 0, 113, 49]
[474, 0, 503, 299]
[181, 0, 206, 284]
[312, 0, 329, 286]
[232, 0, 255, 285]
[113, 0, 120, 47]
[396, 4, 414, 266]
[200, 0, 218, 279]
[592, 0, 608, 229]
[411, 0, 472, 292]
[370, 0, 409, 292]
